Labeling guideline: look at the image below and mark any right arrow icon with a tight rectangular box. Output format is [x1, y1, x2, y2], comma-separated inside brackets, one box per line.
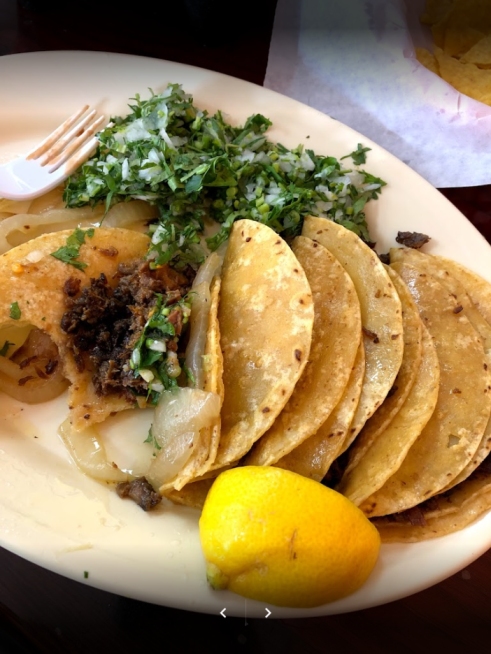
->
[265, 608, 271, 618]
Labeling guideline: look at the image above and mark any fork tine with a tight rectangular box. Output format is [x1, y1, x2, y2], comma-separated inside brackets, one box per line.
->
[26, 105, 91, 160]
[40, 108, 98, 165]
[48, 115, 106, 172]
[62, 135, 102, 178]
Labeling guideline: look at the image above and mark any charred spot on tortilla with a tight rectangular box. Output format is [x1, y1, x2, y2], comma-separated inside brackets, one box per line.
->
[395, 231, 431, 249]
[362, 327, 379, 343]
[98, 246, 118, 257]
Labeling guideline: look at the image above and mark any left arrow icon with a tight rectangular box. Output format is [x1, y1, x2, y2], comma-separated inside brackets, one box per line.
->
[220, 608, 227, 618]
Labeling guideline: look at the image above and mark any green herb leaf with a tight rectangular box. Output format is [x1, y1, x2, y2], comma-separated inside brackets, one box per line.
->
[144, 427, 161, 450]
[9, 302, 21, 320]
[50, 227, 95, 270]
[341, 143, 372, 166]
[0, 340, 14, 357]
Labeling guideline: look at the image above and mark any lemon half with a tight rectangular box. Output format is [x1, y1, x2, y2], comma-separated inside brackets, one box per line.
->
[199, 466, 380, 608]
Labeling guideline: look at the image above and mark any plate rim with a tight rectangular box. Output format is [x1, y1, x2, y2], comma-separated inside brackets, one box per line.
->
[0, 49, 490, 618]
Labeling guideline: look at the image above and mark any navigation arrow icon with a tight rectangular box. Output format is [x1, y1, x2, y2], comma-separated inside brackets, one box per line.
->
[220, 608, 227, 618]
[265, 608, 271, 618]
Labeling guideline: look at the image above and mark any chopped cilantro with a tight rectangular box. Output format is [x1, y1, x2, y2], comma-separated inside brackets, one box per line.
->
[64, 84, 385, 269]
[0, 340, 14, 356]
[182, 362, 196, 386]
[50, 227, 95, 270]
[341, 144, 371, 166]
[9, 302, 21, 320]
[144, 427, 161, 450]
[83, 571, 89, 579]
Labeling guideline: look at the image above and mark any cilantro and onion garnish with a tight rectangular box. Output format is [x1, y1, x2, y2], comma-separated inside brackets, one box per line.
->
[130, 293, 192, 403]
[61, 84, 386, 404]
[64, 83, 385, 270]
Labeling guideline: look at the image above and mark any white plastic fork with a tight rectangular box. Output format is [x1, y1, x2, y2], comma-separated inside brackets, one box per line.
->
[0, 106, 105, 201]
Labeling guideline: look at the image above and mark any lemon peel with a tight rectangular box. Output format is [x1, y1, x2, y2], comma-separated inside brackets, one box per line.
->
[199, 466, 381, 608]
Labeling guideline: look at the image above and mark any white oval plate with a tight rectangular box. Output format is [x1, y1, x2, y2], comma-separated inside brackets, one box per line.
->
[0, 51, 490, 619]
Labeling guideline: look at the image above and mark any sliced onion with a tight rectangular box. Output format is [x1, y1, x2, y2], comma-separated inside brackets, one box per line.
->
[0, 328, 68, 403]
[0, 198, 32, 214]
[0, 206, 104, 254]
[0, 358, 67, 403]
[28, 186, 65, 214]
[0, 323, 33, 357]
[192, 250, 223, 287]
[103, 200, 158, 228]
[185, 281, 211, 390]
[146, 387, 221, 489]
[58, 419, 131, 483]
[184, 251, 223, 390]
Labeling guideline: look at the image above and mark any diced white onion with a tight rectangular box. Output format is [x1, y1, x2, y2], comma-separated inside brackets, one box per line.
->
[138, 368, 154, 383]
[147, 339, 166, 352]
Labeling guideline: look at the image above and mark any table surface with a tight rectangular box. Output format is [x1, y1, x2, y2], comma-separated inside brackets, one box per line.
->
[1, 1, 491, 651]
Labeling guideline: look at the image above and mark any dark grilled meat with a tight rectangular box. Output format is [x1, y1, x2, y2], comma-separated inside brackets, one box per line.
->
[60, 259, 192, 400]
[116, 477, 162, 511]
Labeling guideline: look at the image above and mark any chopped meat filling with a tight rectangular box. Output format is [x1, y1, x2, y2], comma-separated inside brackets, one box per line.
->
[116, 477, 162, 511]
[60, 259, 193, 400]
[395, 231, 431, 249]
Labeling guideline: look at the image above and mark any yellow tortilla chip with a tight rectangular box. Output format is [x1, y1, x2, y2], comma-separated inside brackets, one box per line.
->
[435, 45, 491, 104]
[420, 0, 455, 26]
[442, 26, 486, 57]
[416, 47, 440, 75]
[461, 34, 491, 67]
[419, 0, 491, 103]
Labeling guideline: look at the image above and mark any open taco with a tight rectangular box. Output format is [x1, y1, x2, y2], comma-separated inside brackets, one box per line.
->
[0, 226, 224, 496]
[0, 227, 151, 426]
